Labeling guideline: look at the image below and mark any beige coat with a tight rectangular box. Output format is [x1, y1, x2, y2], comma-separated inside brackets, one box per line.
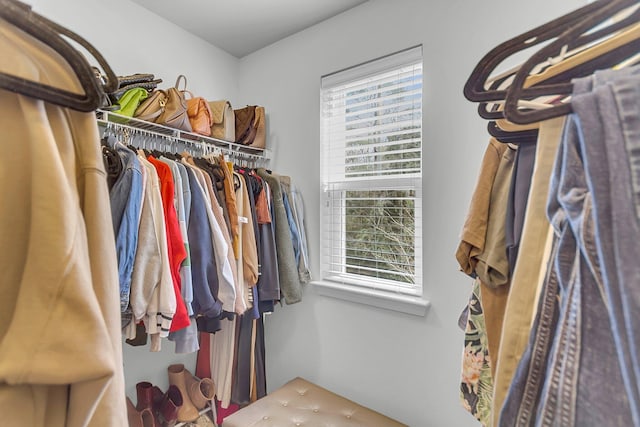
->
[0, 19, 126, 426]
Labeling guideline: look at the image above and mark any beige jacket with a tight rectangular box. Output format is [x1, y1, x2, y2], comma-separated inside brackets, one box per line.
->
[238, 173, 259, 292]
[0, 19, 126, 426]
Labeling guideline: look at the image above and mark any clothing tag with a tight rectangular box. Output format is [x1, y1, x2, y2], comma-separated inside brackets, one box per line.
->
[238, 216, 248, 224]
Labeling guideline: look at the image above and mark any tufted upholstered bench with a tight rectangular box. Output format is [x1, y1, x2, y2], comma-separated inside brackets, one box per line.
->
[223, 377, 407, 427]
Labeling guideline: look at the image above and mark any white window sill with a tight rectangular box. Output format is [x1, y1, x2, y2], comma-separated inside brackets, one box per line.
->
[311, 280, 430, 317]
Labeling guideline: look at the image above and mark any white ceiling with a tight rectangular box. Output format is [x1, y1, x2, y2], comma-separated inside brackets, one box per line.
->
[130, 0, 369, 58]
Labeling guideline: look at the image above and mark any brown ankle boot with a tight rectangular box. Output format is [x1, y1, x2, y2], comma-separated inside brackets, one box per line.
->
[184, 368, 215, 410]
[127, 397, 156, 427]
[136, 382, 155, 412]
[167, 364, 200, 422]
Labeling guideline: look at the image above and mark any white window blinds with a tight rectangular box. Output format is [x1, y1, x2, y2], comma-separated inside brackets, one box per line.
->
[320, 46, 423, 296]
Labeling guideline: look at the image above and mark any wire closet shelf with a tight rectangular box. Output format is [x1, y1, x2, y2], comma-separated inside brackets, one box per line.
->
[96, 109, 270, 167]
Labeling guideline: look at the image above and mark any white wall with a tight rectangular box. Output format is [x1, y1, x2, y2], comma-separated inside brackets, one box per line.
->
[238, 1, 584, 426]
[27, 0, 240, 103]
[22, 0, 586, 424]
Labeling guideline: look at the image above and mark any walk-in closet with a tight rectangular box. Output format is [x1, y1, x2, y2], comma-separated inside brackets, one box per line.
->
[2, 0, 639, 426]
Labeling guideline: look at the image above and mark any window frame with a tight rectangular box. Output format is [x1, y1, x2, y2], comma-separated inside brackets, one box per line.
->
[315, 46, 428, 316]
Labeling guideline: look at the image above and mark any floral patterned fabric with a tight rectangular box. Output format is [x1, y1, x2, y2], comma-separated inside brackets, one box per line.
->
[460, 278, 493, 426]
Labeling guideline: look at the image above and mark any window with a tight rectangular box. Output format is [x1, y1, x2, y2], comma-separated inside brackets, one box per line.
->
[320, 46, 423, 301]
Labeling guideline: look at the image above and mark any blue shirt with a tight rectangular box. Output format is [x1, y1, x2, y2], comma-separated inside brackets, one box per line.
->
[110, 144, 143, 313]
[282, 191, 301, 266]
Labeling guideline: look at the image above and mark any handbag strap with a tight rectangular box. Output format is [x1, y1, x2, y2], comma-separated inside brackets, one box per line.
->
[182, 89, 194, 100]
[175, 74, 188, 90]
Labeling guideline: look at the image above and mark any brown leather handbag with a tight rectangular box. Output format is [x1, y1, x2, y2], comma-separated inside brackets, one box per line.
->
[252, 106, 266, 149]
[234, 105, 265, 148]
[234, 105, 256, 144]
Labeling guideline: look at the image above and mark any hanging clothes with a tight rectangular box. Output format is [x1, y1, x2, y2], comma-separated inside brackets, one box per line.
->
[160, 157, 194, 318]
[127, 153, 176, 352]
[238, 172, 259, 293]
[256, 168, 302, 304]
[163, 157, 199, 354]
[505, 143, 536, 271]
[253, 172, 281, 309]
[457, 139, 516, 425]
[113, 143, 145, 329]
[109, 142, 144, 326]
[182, 162, 224, 328]
[0, 17, 126, 426]
[460, 278, 493, 425]
[284, 175, 312, 284]
[459, 3, 640, 425]
[147, 156, 190, 333]
[490, 117, 565, 427]
[98, 110, 309, 413]
[499, 66, 640, 427]
[218, 156, 241, 259]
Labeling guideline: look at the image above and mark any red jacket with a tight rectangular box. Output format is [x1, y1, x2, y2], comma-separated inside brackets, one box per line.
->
[148, 156, 190, 332]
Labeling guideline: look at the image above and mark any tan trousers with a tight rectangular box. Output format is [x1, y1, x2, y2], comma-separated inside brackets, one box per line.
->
[490, 117, 566, 426]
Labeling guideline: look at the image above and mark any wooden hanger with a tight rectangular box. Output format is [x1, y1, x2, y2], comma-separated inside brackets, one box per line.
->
[505, 0, 640, 124]
[0, 0, 117, 112]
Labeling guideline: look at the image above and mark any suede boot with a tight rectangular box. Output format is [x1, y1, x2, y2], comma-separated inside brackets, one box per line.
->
[184, 368, 215, 410]
[153, 385, 183, 427]
[167, 364, 200, 422]
[127, 396, 156, 427]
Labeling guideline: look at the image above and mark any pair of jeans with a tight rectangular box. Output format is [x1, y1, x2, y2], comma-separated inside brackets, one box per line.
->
[499, 68, 640, 426]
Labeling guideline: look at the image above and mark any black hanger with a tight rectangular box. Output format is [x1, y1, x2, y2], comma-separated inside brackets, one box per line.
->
[487, 121, 538, 144]
[473, 18, 600, 120]
[101, 143, 123, 190]
[0, 0, 117, 112]
[165, 152, 182, 161]
[150, 149, 165, 158]
[484, 91, 540, 145]
[463, 0, 618, 103]
[463, 0, 639, 104]
[475, 72, 516, 120]
[472, 68, 540, 144]
[505, 0, 640, 124]
[478, 102, 509, 121]
[475, 54, 614, 120]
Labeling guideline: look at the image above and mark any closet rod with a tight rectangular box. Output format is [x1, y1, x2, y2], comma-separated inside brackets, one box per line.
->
[96, 109, 270, 163]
